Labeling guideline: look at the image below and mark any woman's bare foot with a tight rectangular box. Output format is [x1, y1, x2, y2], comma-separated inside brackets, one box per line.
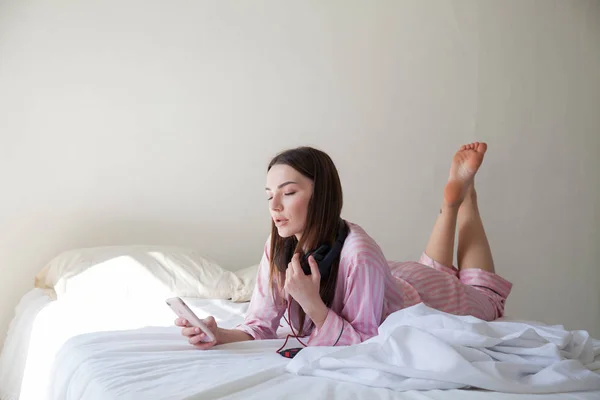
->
[444, 142, 487, 207]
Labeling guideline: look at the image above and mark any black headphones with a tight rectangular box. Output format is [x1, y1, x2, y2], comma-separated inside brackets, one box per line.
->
[300, 219, 349, 280]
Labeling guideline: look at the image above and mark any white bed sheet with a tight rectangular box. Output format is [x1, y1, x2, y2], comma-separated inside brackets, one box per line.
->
[1, 289, 599, 400]
[0, 289, 256, 400]
[48, 327, 600, 400]
[47, 328, 600, 400]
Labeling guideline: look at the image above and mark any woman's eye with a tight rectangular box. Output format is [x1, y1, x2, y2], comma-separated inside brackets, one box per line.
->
[284, 192, 296, 196]
[267, 197, 273, 201]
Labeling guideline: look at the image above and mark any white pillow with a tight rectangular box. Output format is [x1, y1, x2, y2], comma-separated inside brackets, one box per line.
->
[231, 264, 258, 302]
[34, 245, 255, 303]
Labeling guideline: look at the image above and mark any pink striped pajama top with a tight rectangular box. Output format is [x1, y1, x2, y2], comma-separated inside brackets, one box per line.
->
[236, 221, 512, 346]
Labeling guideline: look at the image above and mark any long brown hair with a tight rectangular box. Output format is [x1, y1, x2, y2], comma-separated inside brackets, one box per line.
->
[267, 146, 344, 334]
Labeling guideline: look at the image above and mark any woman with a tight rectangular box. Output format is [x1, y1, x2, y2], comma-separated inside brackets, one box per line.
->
[176, 143, 512, 349]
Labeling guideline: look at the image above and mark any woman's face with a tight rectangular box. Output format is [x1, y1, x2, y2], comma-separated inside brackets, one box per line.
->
[265, 164, 313, 240]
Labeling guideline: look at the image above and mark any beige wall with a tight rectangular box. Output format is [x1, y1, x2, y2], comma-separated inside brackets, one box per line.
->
[1, 0, 599, 348]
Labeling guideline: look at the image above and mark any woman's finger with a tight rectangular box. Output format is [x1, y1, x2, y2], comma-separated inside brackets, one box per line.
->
[308, 255, 321, 281]
[189, 333, 211, 345]
[181, 327, 204, 337]
[290, 253, 302, 275]
[175, 318, 190, 327]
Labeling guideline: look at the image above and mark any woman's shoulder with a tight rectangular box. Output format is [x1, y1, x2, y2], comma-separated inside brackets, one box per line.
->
[341, 221, 387, 262]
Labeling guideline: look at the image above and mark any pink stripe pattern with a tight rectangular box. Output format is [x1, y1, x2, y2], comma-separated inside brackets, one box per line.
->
[236, 221, 512, 346]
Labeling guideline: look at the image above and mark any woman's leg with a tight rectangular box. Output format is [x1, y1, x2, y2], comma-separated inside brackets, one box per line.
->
[416, 143, 510, 320]
[424, 142, 487, 268]
[423, 204, 459, 268]
[457, 184, 495, 273]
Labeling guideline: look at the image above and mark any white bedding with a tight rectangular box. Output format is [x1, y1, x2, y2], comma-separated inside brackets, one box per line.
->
[48, 328, 600, 400]
[0, 289, 54, 400]
[1, 290, 257, 400]
[287, 303, 600, 393]
[1, 289, 600, 400]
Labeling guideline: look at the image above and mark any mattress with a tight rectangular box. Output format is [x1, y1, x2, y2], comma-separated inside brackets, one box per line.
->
[1, 289, 599, 400]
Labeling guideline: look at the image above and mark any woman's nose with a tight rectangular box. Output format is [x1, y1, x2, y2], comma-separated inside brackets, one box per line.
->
[270, 195, 283, 211]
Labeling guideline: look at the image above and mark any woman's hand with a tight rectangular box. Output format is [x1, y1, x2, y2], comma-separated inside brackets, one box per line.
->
[175, 316, 219, 350]
[285, 253, 329, 328]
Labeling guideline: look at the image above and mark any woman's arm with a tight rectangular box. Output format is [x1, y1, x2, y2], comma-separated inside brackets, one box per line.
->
[217, 327, 254, 343]
[177, 315, 254, 349]
[306, 246, 388, 347]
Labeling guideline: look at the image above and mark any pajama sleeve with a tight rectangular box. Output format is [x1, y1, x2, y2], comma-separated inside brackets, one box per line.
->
[236, 240, 286, 340]
[306, 251, 386, 346]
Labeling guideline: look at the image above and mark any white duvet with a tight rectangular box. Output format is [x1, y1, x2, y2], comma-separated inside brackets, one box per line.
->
[287, 303, 600, 393]
[2, 290, 600, 400]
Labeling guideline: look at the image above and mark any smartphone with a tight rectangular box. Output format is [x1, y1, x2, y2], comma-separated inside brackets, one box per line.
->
[166, 297, 216, 343]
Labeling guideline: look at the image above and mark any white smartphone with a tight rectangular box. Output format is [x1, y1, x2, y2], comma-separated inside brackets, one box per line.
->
[166, 297, 216, 343]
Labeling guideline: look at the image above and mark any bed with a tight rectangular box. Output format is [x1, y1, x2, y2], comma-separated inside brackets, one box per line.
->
[1, 246, 599, 400]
